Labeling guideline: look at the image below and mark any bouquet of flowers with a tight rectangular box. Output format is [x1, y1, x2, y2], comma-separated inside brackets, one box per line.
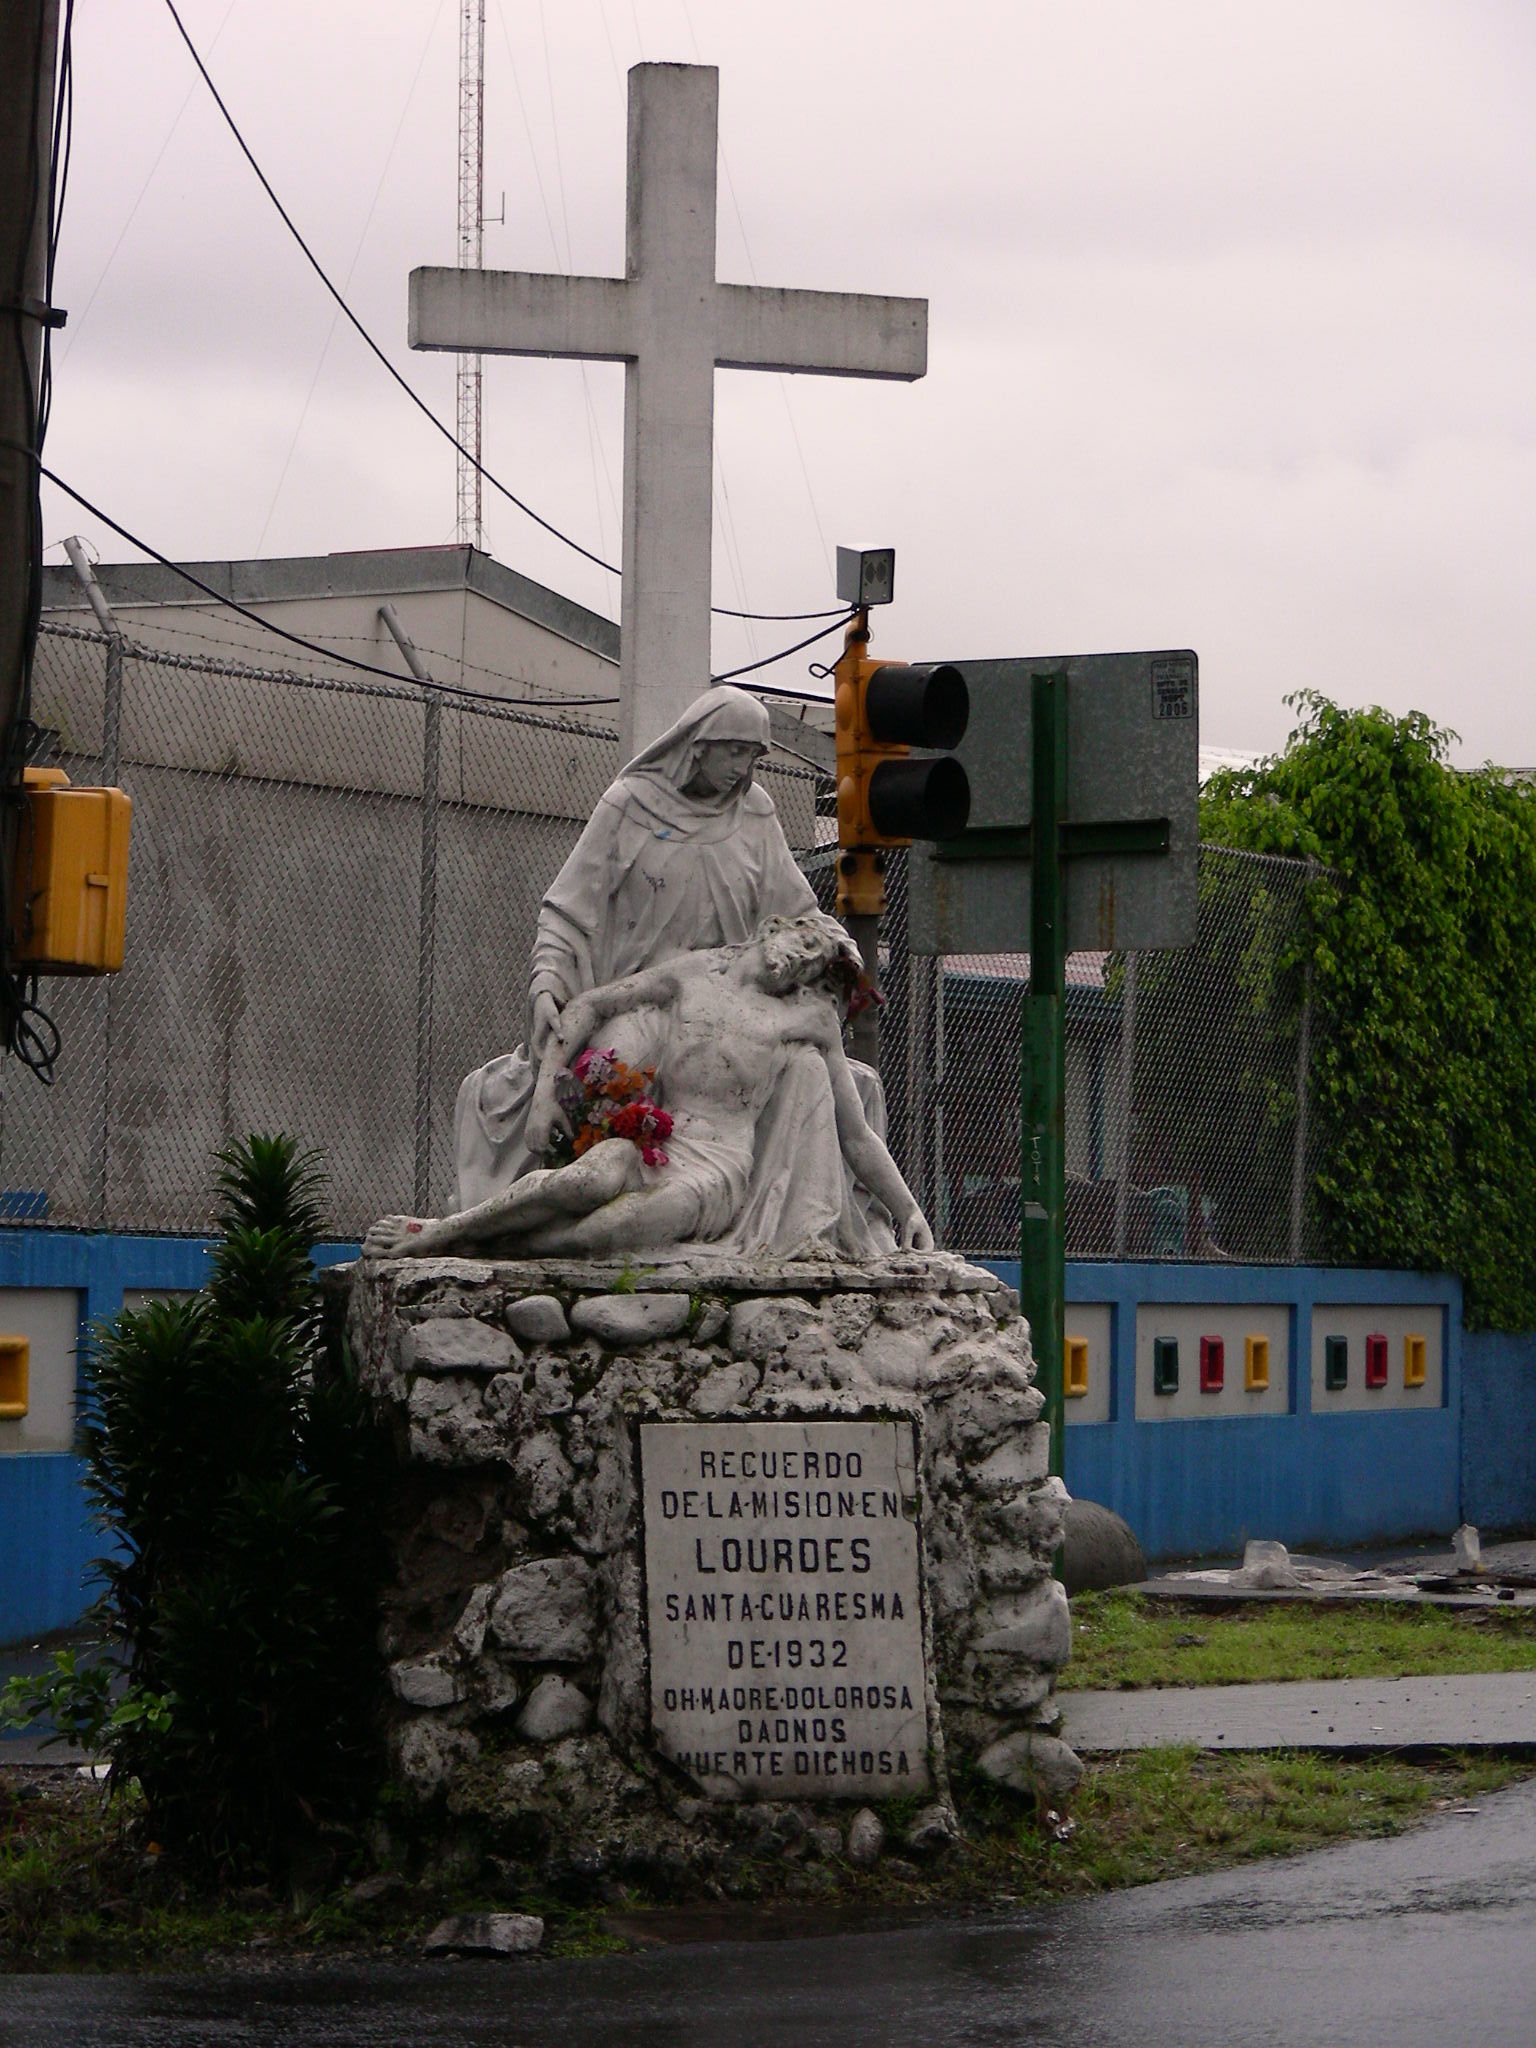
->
[547, 1046, 673, 1168]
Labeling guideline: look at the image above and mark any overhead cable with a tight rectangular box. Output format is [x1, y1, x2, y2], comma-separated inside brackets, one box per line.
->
[159, 0, 846, 628]
[40, 468, 619, 709]
[42, 468, 841, 714]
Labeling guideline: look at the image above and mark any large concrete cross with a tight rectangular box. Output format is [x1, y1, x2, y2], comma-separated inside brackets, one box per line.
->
[409, 62, 928, 754]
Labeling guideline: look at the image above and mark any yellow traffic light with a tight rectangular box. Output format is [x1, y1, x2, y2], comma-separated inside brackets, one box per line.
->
[832, 615, 970, 917]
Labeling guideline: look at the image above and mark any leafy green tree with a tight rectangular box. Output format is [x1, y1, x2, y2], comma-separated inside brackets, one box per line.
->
[1202, 693, 1536, 1329]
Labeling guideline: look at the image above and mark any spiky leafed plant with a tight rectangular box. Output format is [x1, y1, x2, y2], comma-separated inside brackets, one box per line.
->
[76, 1135, 388, 1878]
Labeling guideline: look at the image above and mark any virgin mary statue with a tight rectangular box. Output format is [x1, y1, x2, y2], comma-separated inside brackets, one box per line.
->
[456, 687, 895, 1256]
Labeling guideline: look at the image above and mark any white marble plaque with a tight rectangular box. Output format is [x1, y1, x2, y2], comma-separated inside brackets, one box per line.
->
[639, 1419, 931, 1800]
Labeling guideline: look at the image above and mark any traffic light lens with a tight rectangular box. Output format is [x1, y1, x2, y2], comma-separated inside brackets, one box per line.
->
[868, 756, 971, 841]
[865, 663, 969, 750]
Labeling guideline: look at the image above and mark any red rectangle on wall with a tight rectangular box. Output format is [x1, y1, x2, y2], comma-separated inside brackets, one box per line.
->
[1365, 1333, 1389, 1388]
[1199, 1335, 1224, 1393]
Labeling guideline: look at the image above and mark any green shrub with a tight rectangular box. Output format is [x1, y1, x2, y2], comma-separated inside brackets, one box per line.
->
[1203, 694, 1536, 1328]
[14, 1137, 390, 1878]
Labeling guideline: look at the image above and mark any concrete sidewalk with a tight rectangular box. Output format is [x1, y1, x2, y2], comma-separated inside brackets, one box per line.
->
[1059, 1668, 1536, 1753]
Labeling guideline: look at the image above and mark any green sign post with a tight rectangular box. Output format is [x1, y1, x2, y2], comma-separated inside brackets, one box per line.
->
[925, 661, 1195, 1477]
[1023, 671, 1068, 1476]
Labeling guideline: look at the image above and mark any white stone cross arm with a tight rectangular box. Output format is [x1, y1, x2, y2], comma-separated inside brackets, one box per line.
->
[409, 62, 928, 754]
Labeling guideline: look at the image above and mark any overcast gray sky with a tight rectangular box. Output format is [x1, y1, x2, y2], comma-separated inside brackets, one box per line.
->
[40, 0, 1536, 763]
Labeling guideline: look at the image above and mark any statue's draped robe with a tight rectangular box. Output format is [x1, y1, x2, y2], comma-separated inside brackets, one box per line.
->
[455, 688, 896, 1256]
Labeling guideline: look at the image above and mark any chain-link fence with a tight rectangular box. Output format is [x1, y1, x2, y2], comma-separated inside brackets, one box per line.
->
[5, 622, 1326, 1260]
[861, 843, 1326, 1263]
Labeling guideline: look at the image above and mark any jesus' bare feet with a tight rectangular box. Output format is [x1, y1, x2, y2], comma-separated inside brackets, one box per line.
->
[363, 1214, 449, 1259]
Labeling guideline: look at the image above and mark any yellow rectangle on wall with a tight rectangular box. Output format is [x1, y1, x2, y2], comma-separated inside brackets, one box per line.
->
[1064, 1335, 1090, 1398]
[1244, 1333, 1270, 1392]
[1404, 1333, 1427, 1388]
[0, 1334, 30, 1419]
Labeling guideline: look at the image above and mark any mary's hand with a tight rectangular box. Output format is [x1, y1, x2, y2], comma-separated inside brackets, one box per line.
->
[526, 1072, 572, 1158]
[899, 1210, 935, 1253]
[530, 991, 563, 1061]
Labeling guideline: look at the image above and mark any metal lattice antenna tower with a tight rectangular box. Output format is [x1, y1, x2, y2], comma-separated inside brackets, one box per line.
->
[455, 0, 485, 549]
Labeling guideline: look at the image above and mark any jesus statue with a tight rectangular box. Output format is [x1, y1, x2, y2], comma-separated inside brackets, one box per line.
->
[365, 912, 932, 1261]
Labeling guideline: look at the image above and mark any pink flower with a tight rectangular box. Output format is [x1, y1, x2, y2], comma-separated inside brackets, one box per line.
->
[571, 1046, 618, 1085]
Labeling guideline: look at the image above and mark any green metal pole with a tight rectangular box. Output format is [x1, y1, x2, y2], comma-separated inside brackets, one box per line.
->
[1021, 671, 1068, 1481]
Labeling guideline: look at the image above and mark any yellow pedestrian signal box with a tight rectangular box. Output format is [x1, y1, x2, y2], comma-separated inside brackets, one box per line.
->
[833, 616, 970, 916]
[8, 767, 132, 975]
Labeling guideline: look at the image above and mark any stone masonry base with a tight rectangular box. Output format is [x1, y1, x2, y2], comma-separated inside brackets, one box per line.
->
[340, 1249, 1076, 1879]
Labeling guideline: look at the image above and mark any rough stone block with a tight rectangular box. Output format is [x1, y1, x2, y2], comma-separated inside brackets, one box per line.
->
[406, 1377, 506, 1465]
[905, 1803, 960, 1854]
[596, 1555, 648, 1743]
[471, 1655, 521, 1717]
[529, 1353, 576, 1416]
[826, 1293, 876, 1349]
[506, 1294, 571, 1344]
[512, 1431, 574, 1524]
[690, 1360, 759, 1415]
[393, 1720, 480, 1800]
[390, 1259, 496, 1299]
[973, 1577, 1073, 1671]
[971, 1426, 1051, 1497]
[846, 1807, 885, 1866]
[404, 1317, 520, 1377]
[424, 1912, 544, 1956]
[977, 1729, 1083, 1801]
[488, 1557, 597, 1662]
[452, 1583, 495, 1663]
[571, 1293, 692, 1345]
[569, 1427, 635, 1556]
[969, 1670, 1050, 1716]
[975, 1540, 1052, 1595]
[389, 1656, 464, 1709]
[692, 1301, 729, 1343]
[937, 1381, 1045, 1457]
[728, 1296, 824, 1361]
[855, 1325, 936, 1390]
[517, 1675, 594, 1743]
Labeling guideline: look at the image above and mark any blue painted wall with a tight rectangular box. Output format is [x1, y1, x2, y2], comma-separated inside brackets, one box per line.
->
[986, 1260, 1466, 1562]
[1, 1234, 1525, 1638]
[0, 1231, 358, 1646]
[1461, 1331, 1536, 1534]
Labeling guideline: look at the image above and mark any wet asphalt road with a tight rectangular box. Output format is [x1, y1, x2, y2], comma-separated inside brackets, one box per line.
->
[8, 1776, 1536, 2048]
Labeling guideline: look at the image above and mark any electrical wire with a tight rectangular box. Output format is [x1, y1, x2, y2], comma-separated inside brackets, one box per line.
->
[159, 0, 847, 628]
[40, 468, 619, 710]
[710, 612, 854, 686]
[43, 468, 851, 718]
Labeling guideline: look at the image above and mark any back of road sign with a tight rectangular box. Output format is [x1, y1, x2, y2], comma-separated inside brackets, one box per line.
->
[906, 650, 1199, 956]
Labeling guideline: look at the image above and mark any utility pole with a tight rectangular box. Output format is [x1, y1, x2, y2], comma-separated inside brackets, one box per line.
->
[0, 0, 61, 785]
[455, 0, 485, 549]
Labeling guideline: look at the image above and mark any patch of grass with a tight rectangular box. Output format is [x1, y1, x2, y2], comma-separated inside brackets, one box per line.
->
[1060, 1591, 1536, 1691]
[988, 1750, 1528, 1896]
[6, 1751, 1531, 1969]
